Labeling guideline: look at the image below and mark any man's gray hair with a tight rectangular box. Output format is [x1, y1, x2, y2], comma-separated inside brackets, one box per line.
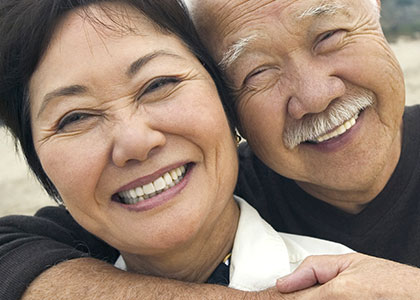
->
[219, 34, 258, 70]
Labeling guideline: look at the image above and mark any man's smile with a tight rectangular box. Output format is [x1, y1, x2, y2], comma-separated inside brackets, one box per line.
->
[310, 113, 358, 144]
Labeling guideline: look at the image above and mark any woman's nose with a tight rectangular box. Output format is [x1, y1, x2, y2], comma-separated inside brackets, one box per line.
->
[287, 61, 346, 120]
[111, 115, 166, 168]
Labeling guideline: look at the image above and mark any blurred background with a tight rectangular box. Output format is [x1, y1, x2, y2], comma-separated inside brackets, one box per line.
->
[1, 0, 420, 217]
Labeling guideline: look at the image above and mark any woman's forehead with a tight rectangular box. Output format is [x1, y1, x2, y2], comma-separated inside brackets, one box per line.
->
[28, 3, 190, 115]
[55, 3, 158, 42]
[33, 3, 176, 84]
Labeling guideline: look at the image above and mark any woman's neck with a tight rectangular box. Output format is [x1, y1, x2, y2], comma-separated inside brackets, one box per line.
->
[121, 197, 240, 283]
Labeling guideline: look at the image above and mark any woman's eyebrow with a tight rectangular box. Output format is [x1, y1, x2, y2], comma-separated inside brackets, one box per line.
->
[36, 50, 185, 119]
[37, 85, 88, 119]
[126, 50, 183, 78]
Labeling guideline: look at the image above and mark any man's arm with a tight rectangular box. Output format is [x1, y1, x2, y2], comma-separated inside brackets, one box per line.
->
[1, 207, 288, 300]
[0, 206, 118, 300]
[22, 258, 287, 300]
[276, 253, 420, 299]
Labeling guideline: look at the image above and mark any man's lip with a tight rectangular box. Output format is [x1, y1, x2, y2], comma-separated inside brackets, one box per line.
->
[115, 162, 191, 194]
[305, 110, 363, 144]
[304, 109, 366, 152]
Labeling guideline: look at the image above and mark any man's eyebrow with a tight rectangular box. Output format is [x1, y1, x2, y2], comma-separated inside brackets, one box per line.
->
[218, 34, 258, 71]
[126, 50, 182, 78]
[218, 3, 348, 71]
[37, 85, 88, 119]
[297, 3, 347, 19]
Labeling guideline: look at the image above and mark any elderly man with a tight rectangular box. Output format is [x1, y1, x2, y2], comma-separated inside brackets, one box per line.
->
[190, 0, 414, 259]
[188, 0, 420, 294]
[1, 0, 420, 299]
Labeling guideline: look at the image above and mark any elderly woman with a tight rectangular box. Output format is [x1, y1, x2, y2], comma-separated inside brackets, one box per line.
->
[0, 0, 351, 294]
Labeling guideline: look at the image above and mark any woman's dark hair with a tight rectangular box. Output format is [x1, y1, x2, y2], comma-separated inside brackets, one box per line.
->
[0, 0, 236, 203]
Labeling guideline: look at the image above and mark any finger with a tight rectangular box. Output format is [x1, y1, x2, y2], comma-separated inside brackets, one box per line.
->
[276, 266, 320, 293]
[276, 255, 351, 293]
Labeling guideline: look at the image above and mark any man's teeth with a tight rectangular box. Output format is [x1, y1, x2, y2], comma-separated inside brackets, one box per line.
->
[316, 114, 358, 143]
[118, 165, 187, 205]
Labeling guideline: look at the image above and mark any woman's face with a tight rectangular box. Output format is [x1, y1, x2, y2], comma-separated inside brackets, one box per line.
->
[29, 4, 238, 256]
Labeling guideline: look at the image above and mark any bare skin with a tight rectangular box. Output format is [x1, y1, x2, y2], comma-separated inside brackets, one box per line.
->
[22, 258, 288, 300]
[23, 254, 420, 300]
[277, 253, 420, 299]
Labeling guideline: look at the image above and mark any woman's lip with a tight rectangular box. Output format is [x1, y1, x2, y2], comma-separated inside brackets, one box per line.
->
[116, 163, 194, 212]
[115, 162, 190, 194]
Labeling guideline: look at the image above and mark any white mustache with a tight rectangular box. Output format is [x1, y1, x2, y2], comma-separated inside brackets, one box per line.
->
[283, 88, 375, 149]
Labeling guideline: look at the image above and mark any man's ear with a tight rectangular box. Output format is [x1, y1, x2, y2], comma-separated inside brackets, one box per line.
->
[376, 0, 381, 10]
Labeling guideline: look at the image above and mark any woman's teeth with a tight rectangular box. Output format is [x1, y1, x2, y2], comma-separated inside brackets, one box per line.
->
[118, 165, 187, 205]
[315, 114, 358, 143]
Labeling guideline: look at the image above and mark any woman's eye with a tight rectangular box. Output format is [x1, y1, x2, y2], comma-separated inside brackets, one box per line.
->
[57, 112, 92, 131]
[143, 77, 180, 95]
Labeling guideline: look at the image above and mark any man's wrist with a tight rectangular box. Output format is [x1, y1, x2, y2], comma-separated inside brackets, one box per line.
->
[21, 258, 253, 300]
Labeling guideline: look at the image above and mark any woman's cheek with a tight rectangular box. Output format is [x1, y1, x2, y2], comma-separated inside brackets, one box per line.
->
[38, 136, 104, 200]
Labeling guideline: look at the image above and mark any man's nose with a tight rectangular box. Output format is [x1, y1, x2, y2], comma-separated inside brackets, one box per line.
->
[111, 114, 166, 168]
[286, 59, 346, 120]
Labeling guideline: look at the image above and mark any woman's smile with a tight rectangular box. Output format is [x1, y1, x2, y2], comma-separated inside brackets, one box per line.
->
[113, 163, 193, 211]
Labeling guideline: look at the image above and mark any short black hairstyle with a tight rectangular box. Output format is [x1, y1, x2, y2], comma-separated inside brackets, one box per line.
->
[0, 0, 236, 203]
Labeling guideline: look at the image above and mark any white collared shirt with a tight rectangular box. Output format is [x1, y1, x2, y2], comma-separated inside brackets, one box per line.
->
[229, 196, 353, 291]
[114, 196, 353, 291]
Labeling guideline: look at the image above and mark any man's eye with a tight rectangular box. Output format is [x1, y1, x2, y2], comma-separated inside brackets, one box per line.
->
[57, 112, 92, 131]
[143, 77, 180, 95]
[318, 30, 337, 43]
[243, 67, 269, 85]
[314, 30, 345, 53]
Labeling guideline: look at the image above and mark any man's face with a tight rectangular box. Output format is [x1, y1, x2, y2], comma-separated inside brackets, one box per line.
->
[196, 0, 405, 208]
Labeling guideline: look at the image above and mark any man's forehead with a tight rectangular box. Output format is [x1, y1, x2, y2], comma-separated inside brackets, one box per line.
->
[219, 0, 351, 34]
[218, 0, 351, 70]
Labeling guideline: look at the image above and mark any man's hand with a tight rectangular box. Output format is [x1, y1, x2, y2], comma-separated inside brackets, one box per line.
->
[276, 253, 420, 299]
